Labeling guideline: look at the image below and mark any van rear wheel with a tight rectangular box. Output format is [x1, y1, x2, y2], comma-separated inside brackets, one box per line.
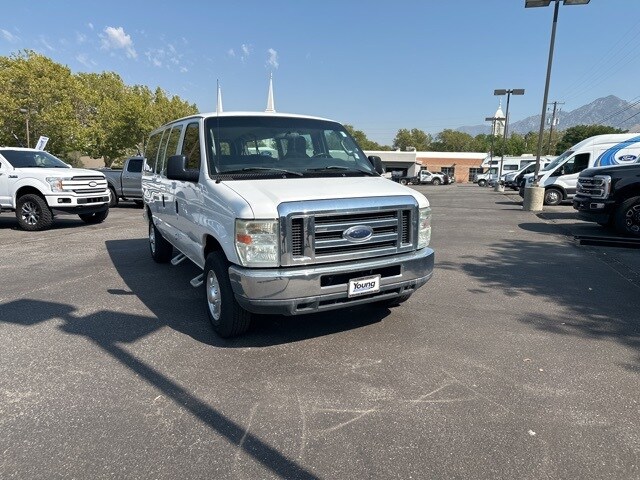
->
[478, 179, 487, 187]
[149, 219, 173, 263]
[204, 252, 252, 338]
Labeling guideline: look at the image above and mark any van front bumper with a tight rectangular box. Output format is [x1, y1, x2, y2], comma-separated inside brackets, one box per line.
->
[228, 247, 435, 316]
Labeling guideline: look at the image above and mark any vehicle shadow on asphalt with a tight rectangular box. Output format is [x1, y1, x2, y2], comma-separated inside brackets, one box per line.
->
[0, 298, 321, 480]
[104, 239, 388, 348]
[439, 237, 640, 373]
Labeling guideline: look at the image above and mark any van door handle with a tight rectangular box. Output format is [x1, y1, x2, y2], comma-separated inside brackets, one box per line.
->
[175, 200, 179, 214]
[162, 195, 165, 207]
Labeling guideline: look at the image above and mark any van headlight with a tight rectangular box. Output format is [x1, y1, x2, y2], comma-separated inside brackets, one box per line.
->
[46, 177, 72, 192]
[417, 207, 432, 249]
[235, 219, 279, 267]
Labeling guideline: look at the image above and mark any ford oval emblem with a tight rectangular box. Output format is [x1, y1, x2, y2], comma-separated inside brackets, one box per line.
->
[343, 225, 374, 243]
[618, 154, 637, 163]
[89, 181, 97, 187]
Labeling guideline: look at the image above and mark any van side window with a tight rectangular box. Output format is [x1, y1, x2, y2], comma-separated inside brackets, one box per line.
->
[144, 132, 162, 175]
[181, 123, 201, 171]
[158, 126, 183, 176]
[564, 153, 591, 175]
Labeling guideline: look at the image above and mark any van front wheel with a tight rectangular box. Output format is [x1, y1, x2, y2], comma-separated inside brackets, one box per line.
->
[544, 188, 563, 206]
[204, 252, 252, 338]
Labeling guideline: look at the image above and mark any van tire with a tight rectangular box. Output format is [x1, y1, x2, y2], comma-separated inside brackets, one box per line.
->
[149, 219, 173, 263]
[79, 209, 108, 224]
[544, 188, 563, 206]
[16, 193, 54, 231]
[478, 179, 487, 187]
[614, 196, 640, 237]
[204, 252, 252, 337]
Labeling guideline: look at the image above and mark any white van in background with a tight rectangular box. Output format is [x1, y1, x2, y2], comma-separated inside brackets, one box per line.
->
[520, 134, 640, 205]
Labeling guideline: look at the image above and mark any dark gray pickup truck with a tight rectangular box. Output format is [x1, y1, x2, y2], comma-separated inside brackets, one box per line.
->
[98, 157, 144, 207]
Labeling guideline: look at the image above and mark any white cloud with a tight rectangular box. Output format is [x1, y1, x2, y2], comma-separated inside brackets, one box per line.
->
[88, 23, 94, 30]
[241, 44, 250, 57]
[180, 66, 188, 73]
[39, 35, 55, 52]
[1, 29, 20, 43]
[266, 48, 279, 69]
[76, 32, 87, 44]
[100, 26, 137, 59]
[227, 48, 236, 57]
[76, 53, 97, 68]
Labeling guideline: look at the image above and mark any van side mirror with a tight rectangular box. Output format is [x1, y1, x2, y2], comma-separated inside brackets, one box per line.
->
[167, 155, 199, 182]
[368, 155, 385, 174]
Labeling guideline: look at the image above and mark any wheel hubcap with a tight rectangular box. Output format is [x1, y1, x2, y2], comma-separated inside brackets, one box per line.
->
[149, 224, 156, 254]
[207, 271, 221, 321]
[547, 191, 560, 204]
[21, 201, 40, 225]
[625, 204, 640, 233]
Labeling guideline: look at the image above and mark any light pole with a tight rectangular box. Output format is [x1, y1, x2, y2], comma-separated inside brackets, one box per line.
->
[523, 0, 590, 211]
[493, 89, 524, 192]
[19, 108, 33, 148]
[485, 116, 501, 182]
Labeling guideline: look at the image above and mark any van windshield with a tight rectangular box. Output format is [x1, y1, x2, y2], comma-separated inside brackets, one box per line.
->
[545, 150, 573, 171]
[204, 116, 376, 178]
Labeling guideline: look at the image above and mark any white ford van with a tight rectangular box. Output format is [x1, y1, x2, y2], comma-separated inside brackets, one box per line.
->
[520, 134, 640, 205]
[142, 112, 435, 337]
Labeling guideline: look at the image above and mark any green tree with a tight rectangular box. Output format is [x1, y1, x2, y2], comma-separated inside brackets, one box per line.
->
[555, 125, 627, 154]
[344, 124, 389, 150]
[431, 129, 474, 152]
[392, 128, 432, 151]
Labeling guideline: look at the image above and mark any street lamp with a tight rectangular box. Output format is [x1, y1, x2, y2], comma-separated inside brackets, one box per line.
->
[523, 0, 590, 211]
[19, 108, 33, 148]
[493, 88, 524, 192]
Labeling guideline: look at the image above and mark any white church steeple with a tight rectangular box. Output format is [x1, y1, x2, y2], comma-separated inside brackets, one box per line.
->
[265, 73, 276, 113]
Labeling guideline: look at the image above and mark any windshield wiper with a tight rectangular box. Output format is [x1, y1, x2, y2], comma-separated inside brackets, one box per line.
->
[220, 167, 303, 177]
[305, 166, 375, 175]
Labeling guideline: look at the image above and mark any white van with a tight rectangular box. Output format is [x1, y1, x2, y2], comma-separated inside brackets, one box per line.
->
[476, 156, 534, 186]
[521, 134, 640, 205]
[142, 112, 435, 337]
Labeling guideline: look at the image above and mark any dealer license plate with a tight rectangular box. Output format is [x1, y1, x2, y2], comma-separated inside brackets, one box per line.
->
[348, 275, 381, 297]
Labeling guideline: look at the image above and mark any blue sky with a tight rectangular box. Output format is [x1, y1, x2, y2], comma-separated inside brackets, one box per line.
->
[2, 0, 639, 144]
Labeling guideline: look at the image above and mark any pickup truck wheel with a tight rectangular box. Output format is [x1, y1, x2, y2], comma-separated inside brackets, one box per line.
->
[478, 179, 487, 187]
[149, 219, 173, 263]
[399, 178, 408, 185]
[544, 188, 563, 206]
[108, 187, 118, 208]
[432, 178, 441, 186]
[16, 194, 54, 231]
[614, 196, 640, 237]
[79, 210, 109, 224]
[204, 252, 251, 337]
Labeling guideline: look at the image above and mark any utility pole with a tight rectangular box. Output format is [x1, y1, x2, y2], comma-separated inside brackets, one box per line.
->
[547, 100, 564, 155]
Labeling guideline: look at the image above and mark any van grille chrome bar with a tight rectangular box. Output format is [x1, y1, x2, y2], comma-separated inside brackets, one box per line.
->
[278, 196, 418, 266]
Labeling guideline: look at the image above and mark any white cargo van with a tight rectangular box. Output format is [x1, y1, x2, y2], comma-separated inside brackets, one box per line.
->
[142, 112, 435, 337]
[521, 134, 640, 205]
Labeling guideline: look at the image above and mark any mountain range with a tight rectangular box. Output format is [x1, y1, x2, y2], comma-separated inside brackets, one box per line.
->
[458, 95, 640, 137]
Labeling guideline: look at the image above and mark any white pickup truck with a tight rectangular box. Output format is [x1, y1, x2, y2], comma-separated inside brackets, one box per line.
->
[142, 112, 435, 337]
[0, 147, 110, 230]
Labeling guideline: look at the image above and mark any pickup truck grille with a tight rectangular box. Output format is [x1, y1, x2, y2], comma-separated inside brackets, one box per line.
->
[278, 197, 418, 266]
[62, 176, 108, 194]
[577, 175, 611, 199]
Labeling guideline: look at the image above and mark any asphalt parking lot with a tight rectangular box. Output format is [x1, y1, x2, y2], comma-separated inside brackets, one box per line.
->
[1, 185, 639, 479]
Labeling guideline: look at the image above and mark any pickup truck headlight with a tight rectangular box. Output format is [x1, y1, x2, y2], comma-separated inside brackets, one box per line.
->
[418, 207, 432, 249]
[46, 177, 72, 192]
[235, 219, 279, 267]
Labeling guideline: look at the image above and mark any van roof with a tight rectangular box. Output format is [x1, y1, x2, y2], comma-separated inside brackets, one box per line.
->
[572, 133, 640, 150]
[160, 111, 335, 126]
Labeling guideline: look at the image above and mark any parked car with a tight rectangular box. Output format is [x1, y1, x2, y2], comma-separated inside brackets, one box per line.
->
[142, 111, 435, 337]
[0, 147, 109, 230]
[97, 156, 144, 207]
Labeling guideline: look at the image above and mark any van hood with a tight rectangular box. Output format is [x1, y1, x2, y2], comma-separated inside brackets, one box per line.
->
[222, 176, 429, 218]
